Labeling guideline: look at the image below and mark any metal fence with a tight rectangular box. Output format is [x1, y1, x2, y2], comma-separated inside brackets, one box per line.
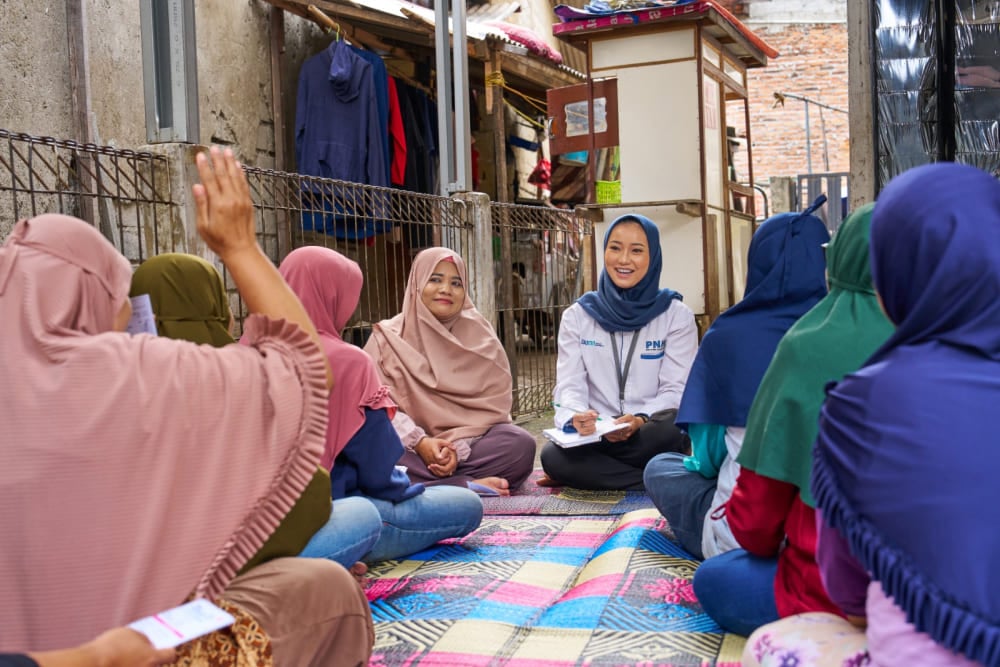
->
[0, 130, 175, 264]
[0, 128, 578, 419]
[798, 172, 850, 232]
[249, 169, 472, 350]
[492, 202, 591, 417]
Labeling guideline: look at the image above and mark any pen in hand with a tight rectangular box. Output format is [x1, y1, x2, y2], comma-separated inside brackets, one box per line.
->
[552, 403, 604, 421]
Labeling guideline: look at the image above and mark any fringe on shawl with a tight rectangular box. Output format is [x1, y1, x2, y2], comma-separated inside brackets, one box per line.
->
[812, 449, 1000, 665]
[193, 315, 330, 601]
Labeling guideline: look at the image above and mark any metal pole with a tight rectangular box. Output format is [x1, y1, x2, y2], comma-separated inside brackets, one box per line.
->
[804, 100, 812, 175]
[452, 0, 471, 192]
[435, 0, 454, 197]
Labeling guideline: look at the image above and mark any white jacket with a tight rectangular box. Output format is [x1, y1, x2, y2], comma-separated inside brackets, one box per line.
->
[701, 426, 746, 559]
[553, 301, 698, 428]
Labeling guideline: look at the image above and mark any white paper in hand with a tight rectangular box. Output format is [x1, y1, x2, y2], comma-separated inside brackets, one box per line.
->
[126, 293, 158, 336]
[129, 599, 235, 649]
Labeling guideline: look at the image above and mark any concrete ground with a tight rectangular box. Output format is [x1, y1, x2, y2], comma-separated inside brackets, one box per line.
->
[515, 409, 554, 467]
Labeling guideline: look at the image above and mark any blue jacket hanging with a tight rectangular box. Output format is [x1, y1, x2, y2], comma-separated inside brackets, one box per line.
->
[295, 40, 390, 239]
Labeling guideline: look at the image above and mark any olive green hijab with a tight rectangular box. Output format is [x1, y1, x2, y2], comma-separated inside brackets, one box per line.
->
[130, 252, 331, 570]
[130, 253, 234, 346]
[736, 204, 894, 506]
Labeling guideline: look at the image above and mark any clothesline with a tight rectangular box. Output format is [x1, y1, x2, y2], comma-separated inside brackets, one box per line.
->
[508, 102, 546, 131]
[485, 71, 549, 118]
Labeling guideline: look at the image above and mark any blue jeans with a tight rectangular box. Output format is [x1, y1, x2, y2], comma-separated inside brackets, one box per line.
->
[298, 487, 483, 566]
[298, 496, 382, 568]
[643, 452, 716, 559]
[366, 485, 483, 562]
[693, 548, 780, 636]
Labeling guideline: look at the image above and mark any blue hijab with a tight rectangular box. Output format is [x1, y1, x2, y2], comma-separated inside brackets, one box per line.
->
[812, 164, 1000, 665]
[677, 199, 830, 427]
[577, 214, 682, 332]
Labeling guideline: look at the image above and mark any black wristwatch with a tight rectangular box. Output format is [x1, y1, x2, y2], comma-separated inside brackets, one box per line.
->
[635, 413, 650, 424]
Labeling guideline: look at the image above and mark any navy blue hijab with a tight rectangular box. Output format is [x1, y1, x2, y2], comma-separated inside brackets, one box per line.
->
[577, 214, 682, 332]
[812, 164, 1000, 665]
[677, 199, 830, 427]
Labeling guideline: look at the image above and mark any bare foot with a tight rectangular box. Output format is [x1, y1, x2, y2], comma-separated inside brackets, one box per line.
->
[535, 473, 561, 488]
[349, 561, 368, 587]
[472, 476, 511, 496]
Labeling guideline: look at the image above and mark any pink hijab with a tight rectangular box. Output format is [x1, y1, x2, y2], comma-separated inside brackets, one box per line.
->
[0, 216, 327, 651]
[364, 247, 513, 442]
[279, 246, 395, 469]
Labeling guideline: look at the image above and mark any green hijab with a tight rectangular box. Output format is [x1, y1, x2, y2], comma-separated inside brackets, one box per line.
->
[131, 253, 332, 571]
[736, 204, 894, 506]
[130, 253, 234, 346]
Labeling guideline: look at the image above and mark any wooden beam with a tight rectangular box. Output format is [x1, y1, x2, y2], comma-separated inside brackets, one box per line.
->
[400, 7, 483, 59]
[269, 5, 292, 260]
[490, 47, 509, 203]
[65, 0, 99, 229]
[847, 0, 875, 206]
[498, 51, 582, 91]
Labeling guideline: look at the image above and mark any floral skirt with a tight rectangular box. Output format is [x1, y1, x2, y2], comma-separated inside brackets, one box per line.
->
[170, 599, 273, 667]
[742, 613, 869, 667]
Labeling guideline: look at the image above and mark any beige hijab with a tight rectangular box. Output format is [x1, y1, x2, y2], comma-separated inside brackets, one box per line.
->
[364, 247, 512, 442]
[0, 215, 327, 651]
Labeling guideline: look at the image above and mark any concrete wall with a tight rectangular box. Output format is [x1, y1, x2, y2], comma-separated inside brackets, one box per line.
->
[0, 0, 327, 162]
[0, 0, 333, 240]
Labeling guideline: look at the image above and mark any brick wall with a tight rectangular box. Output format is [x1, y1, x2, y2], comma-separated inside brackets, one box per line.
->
[731, 22, 850, 213]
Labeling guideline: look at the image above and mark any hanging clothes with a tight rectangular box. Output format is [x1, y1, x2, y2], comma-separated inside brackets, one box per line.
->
[351, 46, 392, 185]
[296, 40, 390, 240]
[393, 79, 441, 249]
[394, 81, 430, 194]
[387, 77, 407, 187]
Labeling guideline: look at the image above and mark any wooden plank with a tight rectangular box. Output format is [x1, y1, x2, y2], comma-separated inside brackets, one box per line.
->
[490, 48, 509, 204]
[500, 51, 584, 91]
[269, 6, 292, 261]
[847, 0, 875, 207]
[65, 0, 99, 229]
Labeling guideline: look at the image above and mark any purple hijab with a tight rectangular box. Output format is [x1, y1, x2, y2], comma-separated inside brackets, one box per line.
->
[811, 163, 1000, 664]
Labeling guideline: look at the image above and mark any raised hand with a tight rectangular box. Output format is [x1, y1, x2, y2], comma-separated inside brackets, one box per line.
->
[192, 146, 257, 260]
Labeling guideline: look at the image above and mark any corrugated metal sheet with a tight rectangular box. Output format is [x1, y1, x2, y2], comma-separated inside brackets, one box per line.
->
[468, 1, 522, 23]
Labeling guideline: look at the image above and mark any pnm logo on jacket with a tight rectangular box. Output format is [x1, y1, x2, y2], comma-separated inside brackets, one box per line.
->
[642, 339, 665, 359]
[580, 338, 604, 347]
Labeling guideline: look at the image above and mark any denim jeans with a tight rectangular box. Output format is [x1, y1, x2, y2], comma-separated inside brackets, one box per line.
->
[365, 485, 483, 562]
[693, 548, 780, 636]
[298, 487, 483, 566]
[643, 452, 716, 559]
[298, 495, 383, 568]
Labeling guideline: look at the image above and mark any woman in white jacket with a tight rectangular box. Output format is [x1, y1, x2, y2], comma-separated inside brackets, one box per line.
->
[540, 214, 698, 490]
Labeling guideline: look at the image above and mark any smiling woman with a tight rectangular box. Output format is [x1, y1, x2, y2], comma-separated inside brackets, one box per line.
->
[540, 214, 699, 491]
[364, 247, 536, 497]
[420, 258, 466, 321]
[603, 221, 650, 290]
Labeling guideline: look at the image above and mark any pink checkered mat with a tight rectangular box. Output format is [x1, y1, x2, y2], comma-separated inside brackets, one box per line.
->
[481, 469, 657, 517]
[366, 509, 746, 666]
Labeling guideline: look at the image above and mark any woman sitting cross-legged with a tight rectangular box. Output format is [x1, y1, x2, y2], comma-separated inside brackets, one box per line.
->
[0, 147, 372, 667]
[539, 213, 698, 491]
[279, 246, 483, 562]
[801, 163, 1000, 666]
[364, 247, 536, 497]
[690, 204, 894, 639]
[644, 201, 829, 565]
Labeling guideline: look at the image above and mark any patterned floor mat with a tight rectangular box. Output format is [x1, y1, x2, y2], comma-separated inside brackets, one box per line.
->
[367, 510, 745, 666]
[482, 469, 657, 517]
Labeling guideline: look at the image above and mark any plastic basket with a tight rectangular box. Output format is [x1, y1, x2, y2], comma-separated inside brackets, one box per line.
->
[596, 180, 621, 204]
